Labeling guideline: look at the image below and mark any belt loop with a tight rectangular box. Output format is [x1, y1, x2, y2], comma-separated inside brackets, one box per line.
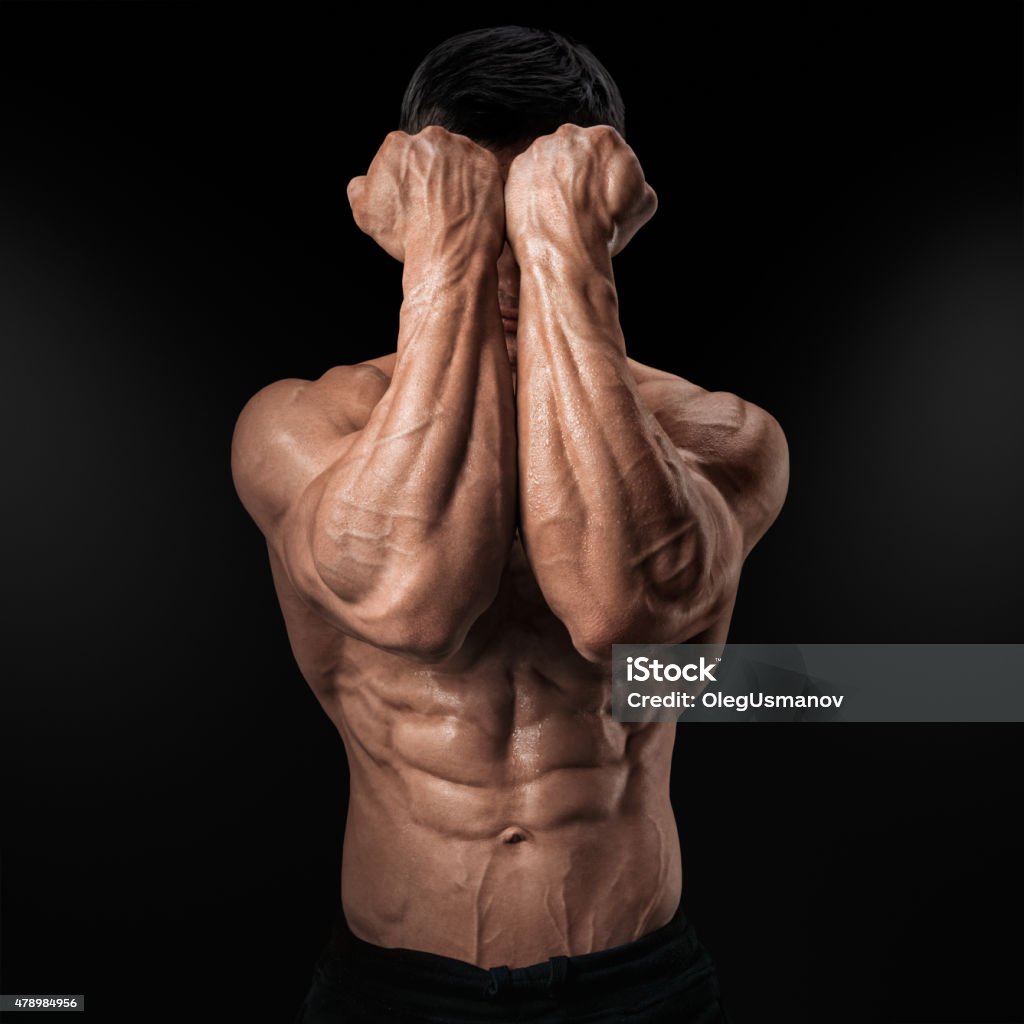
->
[546, 955, 569, 993]
[485, 964, 512, 999]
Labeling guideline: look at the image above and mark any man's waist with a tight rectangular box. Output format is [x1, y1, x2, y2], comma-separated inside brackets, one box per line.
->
[321, 898, 693, 984]
[340, 811, 682, 968]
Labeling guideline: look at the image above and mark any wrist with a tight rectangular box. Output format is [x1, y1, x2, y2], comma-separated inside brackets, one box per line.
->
[402, 243, 499, 295]
[511, 223, 613, 274]
[508, 201, 609, 256]
[405, 209, 504, 265]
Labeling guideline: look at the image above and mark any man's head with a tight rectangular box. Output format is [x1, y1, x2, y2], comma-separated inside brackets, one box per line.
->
[399, 26, 625, 150]
[399, 26, 625, 364]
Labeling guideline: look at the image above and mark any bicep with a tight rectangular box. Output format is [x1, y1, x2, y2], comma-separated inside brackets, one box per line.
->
[642, 380, 790, 553]
[230, 365, 382, 535]
[232, 364, 438, 646]
[230, 368, 377, 617]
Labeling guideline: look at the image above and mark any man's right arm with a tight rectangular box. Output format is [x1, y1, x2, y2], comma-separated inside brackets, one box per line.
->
[231, 128, 517, 662]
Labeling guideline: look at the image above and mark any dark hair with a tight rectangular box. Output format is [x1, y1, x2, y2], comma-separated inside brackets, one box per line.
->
[399, 26, 625, 148]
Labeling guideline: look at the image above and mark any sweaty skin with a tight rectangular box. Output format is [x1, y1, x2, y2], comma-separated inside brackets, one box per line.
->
[231, 125, 789, 969]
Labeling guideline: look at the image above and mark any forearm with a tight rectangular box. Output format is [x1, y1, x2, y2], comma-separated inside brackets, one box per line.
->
[301, 240, 515, 656]
[516, 239, 737, 657]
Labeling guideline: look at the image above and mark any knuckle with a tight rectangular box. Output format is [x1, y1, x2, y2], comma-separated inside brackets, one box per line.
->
[476, 146, 500, 171]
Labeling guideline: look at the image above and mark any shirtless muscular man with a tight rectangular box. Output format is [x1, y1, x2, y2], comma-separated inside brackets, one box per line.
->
[232, 26, 788, 1024]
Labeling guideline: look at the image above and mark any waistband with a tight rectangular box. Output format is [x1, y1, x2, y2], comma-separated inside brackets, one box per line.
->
[317, 903, 696, 1001]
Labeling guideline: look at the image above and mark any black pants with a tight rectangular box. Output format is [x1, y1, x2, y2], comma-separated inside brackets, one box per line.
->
[292, 905, 731, 1023]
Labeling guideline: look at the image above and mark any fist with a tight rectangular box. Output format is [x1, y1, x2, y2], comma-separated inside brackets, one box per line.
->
[504, 125, 657, 258]
[347, 127, 505, 263]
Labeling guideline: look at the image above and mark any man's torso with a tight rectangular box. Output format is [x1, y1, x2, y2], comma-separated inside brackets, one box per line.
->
[264, 355, 733, 970]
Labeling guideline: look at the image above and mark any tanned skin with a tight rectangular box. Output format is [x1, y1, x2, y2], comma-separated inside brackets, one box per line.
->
[231, 124, 789, 969]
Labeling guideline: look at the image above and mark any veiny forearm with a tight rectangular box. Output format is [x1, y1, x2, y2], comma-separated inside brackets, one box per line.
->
[305, 239, 516, 655]
[516, 237, 737, 658]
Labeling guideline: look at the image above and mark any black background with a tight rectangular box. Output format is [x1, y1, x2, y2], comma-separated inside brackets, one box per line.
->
[1, 5, 1022, 1022]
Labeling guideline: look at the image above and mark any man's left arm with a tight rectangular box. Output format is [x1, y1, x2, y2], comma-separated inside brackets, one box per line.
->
[506, 125, 789, 662]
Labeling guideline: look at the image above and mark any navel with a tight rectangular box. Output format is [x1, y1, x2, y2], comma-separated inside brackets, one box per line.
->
[499, 825, 533, 845]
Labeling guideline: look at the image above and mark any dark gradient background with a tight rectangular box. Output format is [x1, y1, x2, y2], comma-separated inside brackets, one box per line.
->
[1, 6, 1021, 1022]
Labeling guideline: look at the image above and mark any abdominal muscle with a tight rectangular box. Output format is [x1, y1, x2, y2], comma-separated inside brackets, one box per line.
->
[272, 540, 683, 969]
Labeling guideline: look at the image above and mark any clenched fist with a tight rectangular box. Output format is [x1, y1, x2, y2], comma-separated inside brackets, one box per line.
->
[504, 124, 657, 259]
[347, 126, 506, 263]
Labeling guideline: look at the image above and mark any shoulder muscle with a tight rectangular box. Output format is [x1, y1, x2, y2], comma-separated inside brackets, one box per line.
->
[230, 363, 389, 534]
[639, 375, 790, 548]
